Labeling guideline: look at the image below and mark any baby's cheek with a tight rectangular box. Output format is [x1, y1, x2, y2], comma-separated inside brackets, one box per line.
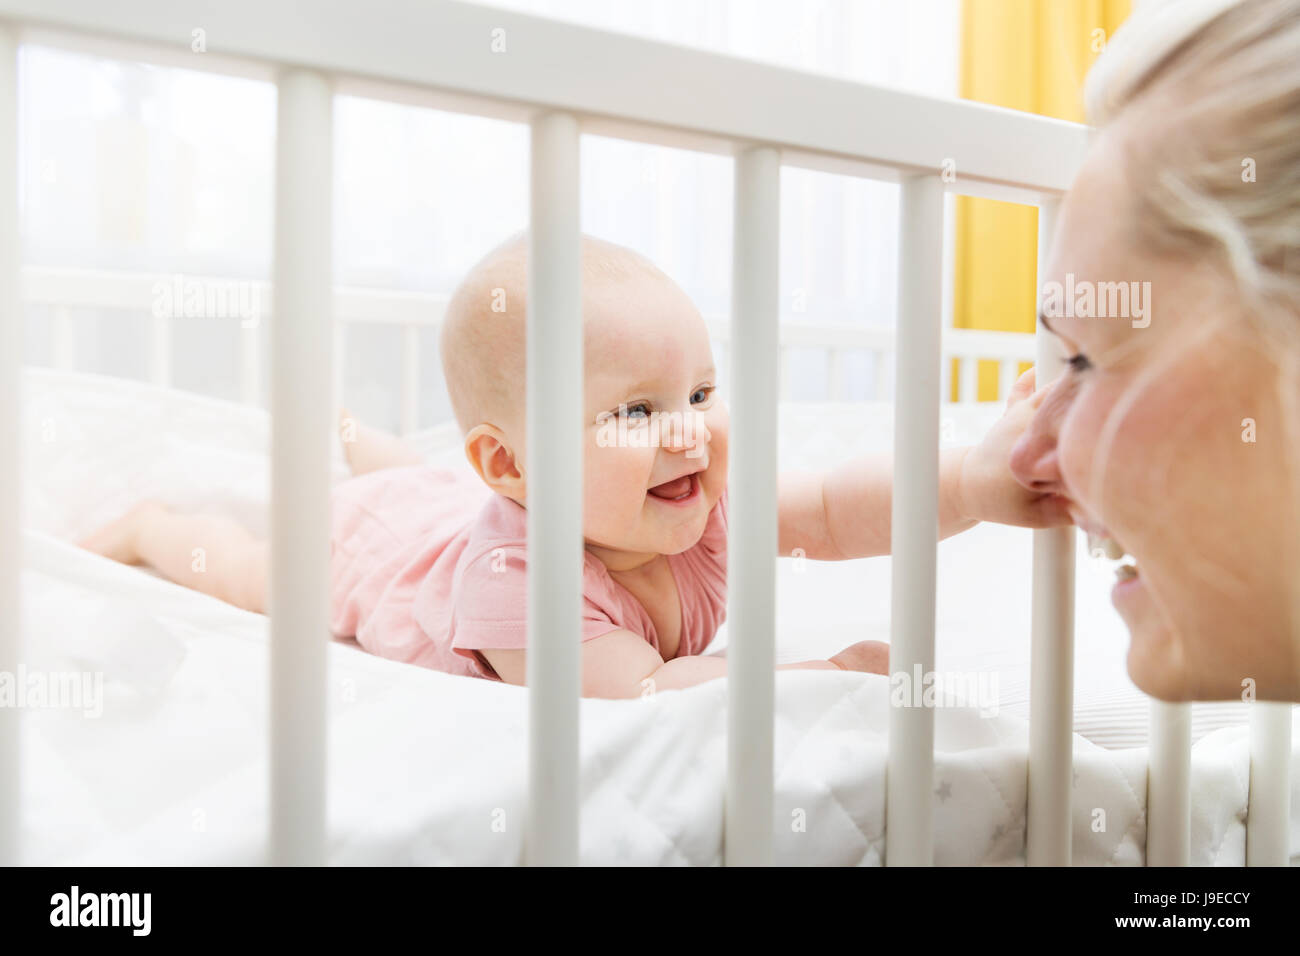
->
[584, 446, 650, 528]
[703, 409, 729, 470]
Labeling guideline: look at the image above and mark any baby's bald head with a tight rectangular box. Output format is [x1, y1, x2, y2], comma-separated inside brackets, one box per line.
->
[440, 232, 670, 439]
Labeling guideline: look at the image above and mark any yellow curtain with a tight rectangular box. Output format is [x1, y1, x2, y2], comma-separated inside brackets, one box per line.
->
[953, 0, 1131, 400]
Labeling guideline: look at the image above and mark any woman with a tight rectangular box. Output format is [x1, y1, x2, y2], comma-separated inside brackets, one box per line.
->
[1010, 0, 1300, 701]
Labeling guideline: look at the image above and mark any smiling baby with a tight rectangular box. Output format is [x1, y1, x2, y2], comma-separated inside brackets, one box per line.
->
[81, 232, 1068, 698]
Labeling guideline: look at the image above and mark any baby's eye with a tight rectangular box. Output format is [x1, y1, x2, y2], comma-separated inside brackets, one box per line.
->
[1067, 353, 1092, 373]
[620, 402, 651, 421]
[690, 386, 715, 405]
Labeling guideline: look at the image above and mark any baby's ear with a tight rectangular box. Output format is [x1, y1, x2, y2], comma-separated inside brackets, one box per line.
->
[464, 425, 525, 495]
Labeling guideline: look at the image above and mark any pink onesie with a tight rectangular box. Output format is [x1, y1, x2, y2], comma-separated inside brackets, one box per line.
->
[328, 464, 729, 680]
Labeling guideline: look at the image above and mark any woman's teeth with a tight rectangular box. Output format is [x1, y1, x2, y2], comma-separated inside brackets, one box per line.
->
[1088, 532, 1139, 581]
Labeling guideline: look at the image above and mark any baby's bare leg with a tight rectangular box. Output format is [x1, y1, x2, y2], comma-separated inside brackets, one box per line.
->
[80, 410, 414, 609]
[337, 407, 424, 476]
[79, 502, 269, 614]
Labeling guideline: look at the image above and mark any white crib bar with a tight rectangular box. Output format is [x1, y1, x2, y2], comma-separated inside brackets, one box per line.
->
[1146, 701, 1191, 865]
[0, 20, 20, 867]
[1247, 702, 1292, 866]
[724, 145, 780, 867]
[268, 68, 333, 866]
[401, 324, 419, 434]
[240, 324, 261, 407]
[958, 358, 978, 404]
[826, 349, 844, 403]
[1026, 198, 1076, 865]
[332, 322, 346, 412]
[878, 351, 892, 401]
[524, 111, 581, 867]
[999, 359, 1020, 401]
[885, 174, 943, 866]
[150, 311, 171, 387]
[51, 306, 75, 370]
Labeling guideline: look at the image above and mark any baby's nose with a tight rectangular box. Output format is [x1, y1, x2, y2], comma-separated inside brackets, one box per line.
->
[665, 409, 708, 454]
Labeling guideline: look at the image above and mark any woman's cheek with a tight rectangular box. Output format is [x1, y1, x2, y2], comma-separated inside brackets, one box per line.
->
[1057, 377, 1141, 521]
[1054, 389, 1100, 508]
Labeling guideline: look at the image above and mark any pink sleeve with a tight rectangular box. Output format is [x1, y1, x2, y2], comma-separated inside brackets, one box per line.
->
[449, 547, 624, 664]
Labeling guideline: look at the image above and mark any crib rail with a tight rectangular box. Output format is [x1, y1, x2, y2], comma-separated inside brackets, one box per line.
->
[0, 0, 1082, 193]
[23, 265, 1038, 424]
[0, 0, 1291, 868]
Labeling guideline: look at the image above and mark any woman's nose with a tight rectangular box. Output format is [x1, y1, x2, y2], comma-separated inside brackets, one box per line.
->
[1009, 389, 1067, 495]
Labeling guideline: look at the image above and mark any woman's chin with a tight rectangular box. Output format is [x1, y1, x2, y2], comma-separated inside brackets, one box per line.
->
[1125, 637, 1190, 702]
[1119, 580, 1192, 700]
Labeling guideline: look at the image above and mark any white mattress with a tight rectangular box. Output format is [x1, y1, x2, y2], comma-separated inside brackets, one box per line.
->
[16, 367, 1300, 865]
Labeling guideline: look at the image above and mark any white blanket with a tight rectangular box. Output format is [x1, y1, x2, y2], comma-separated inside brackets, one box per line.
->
[16, 368, 1300, 864]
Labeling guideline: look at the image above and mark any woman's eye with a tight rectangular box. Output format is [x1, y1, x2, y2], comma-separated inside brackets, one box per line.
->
[1067, 353, 1092, 373]
[690, 386, 714, 405]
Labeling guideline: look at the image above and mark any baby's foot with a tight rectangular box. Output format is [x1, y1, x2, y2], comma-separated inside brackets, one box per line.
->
[77, 500, 166, 565]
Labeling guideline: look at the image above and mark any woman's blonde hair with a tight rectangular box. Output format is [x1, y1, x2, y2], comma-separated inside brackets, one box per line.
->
[1084, 0, 1299, 320]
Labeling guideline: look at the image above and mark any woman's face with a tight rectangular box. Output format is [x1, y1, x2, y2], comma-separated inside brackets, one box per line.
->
[1010, 128, 1299, 701]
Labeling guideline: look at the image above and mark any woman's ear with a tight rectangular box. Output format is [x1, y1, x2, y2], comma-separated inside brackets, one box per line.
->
[464, 424, 526, 499]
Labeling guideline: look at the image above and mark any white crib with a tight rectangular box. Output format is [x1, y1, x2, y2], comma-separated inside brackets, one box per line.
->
[0, 0, 1291, 867]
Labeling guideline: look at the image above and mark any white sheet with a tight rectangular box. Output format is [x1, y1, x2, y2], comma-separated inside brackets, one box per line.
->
[17, 367, 1300, 864]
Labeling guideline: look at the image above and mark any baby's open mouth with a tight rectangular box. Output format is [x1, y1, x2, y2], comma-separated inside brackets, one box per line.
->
[647, 471, 700, 502]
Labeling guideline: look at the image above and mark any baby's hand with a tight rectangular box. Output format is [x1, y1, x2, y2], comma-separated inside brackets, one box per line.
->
[956, 367, 1071, 529]
[829, 640, 890, 675]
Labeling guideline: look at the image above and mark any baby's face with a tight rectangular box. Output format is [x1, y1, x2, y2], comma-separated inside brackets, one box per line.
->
[580, 271, 729, 564]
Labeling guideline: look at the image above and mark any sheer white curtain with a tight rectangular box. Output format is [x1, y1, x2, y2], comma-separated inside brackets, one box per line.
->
[20, 0, 960, 429]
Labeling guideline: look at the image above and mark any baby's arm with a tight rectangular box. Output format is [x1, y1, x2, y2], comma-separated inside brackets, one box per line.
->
[481, 632, 887, 699]
[778, 370, 1070, 560]
[778, 449, 973, 560]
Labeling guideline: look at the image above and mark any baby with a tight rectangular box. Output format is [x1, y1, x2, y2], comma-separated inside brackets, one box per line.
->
[81, 233, 1068, 698]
